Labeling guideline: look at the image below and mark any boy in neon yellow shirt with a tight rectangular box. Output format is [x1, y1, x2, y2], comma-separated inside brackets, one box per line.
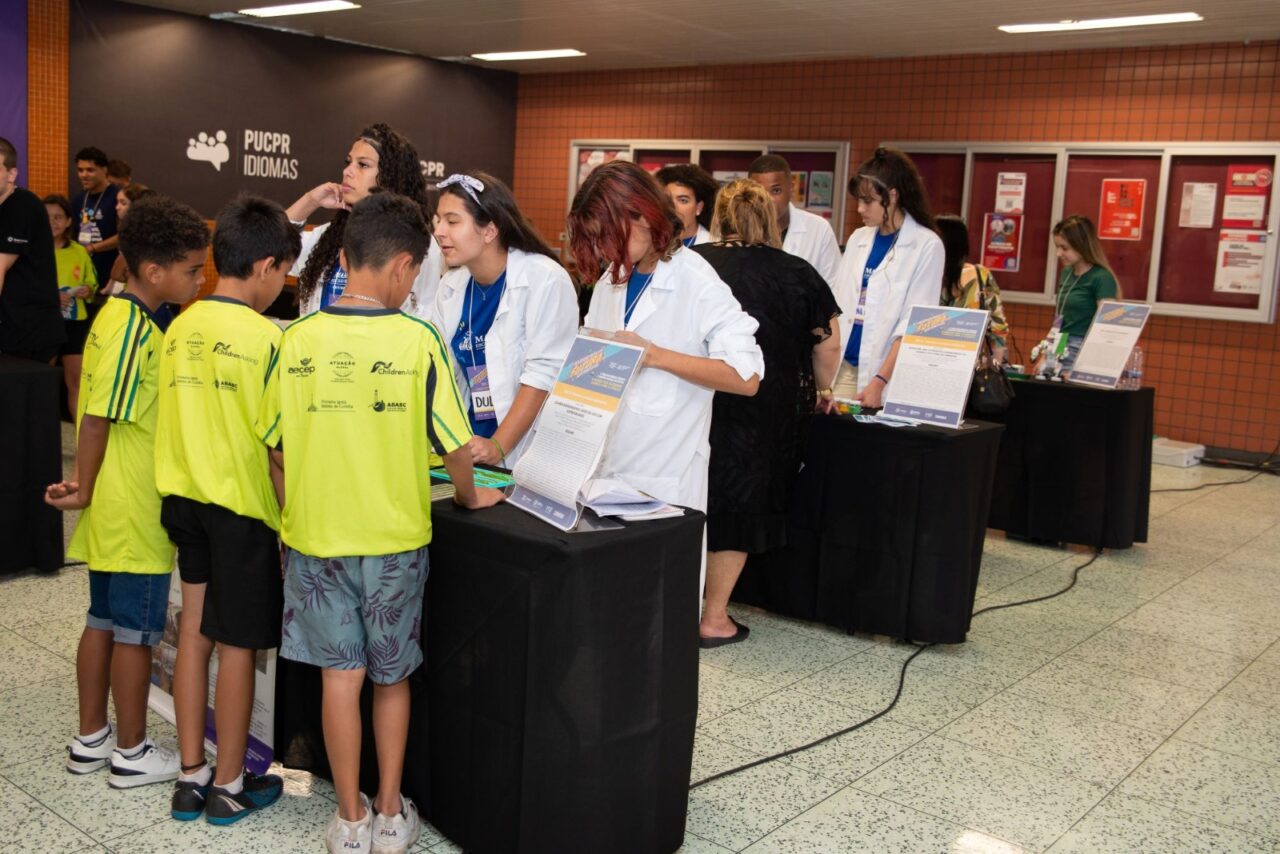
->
[46, 195, 209, 789]
[257, 192, 504, 854]
[155, 196, 301, 824]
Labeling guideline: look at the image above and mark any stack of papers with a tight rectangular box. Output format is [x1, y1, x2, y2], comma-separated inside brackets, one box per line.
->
[580, 479, 684, 522]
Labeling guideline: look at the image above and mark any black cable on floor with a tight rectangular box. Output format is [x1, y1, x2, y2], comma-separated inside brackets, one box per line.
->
[688, 548, 1104, 790]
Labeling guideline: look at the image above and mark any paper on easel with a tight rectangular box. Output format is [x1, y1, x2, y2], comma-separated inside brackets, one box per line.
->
[881, 306, 989, 429]
[508, 334, 644, 531]
[1068, 301, 1151, 388]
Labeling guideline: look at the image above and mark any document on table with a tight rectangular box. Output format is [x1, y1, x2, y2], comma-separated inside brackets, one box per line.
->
[509, 334, 644, 531]
[881, 306, 989, 429]
[580, 478, 684, 521]
[1068, 301, 1152, 389]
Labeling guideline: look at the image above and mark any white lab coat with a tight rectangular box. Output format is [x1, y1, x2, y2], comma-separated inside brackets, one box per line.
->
[292, 222, 443, 319]
[427, 248, 579, 466]
[783, 204, 842, 288]
[831, 212, 945, 393]
[691, 224, 713, 246]
[584, 247, 763, 513]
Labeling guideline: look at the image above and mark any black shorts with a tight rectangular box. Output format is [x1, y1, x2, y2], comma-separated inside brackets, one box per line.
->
[61, 320, 91, 356]
[160, 495, 283, 650]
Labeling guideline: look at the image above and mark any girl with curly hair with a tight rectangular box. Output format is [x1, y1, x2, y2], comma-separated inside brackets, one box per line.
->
[285, 123, 441, 317]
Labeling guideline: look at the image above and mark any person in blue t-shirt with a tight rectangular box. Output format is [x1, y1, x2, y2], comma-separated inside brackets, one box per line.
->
[69, 147, 120, 302]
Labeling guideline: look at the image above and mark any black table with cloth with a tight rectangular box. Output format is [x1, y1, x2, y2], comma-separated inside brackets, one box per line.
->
[985, 379, 1153, 549]
[0, 355, 64, 574]
[734, 415, 1004, 644]
[275, 502, 705, 854]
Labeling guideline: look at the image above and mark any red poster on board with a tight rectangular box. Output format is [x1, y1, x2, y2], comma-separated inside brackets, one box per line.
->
[1098, 178, 1146, 240]
[1222, 164, 1273, 228]
[981, 213, 1023, 273]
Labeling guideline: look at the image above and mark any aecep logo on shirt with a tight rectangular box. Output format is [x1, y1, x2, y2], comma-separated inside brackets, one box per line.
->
[288, 357, 316, 377]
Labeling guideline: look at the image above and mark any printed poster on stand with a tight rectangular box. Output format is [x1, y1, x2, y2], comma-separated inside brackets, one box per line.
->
[881, 306, 989, 429]
[1068, 301, 1152, 389]
[1221, 164, 1272, 229]
[1098, 178, 1146, 240]
[1213, 230, 1267, 294]
[509, 334, 645, 531]
[980, 213, 1023, 273]
[149, 573, 277, 775]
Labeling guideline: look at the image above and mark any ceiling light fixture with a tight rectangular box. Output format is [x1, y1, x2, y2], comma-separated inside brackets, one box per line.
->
[471, 49, 586, 62]
[999, 12, 1203, 34]
[237, 1, 360, 18]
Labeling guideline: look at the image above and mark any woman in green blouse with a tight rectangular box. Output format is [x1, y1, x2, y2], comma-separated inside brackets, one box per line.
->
[1051, 215, 1120, 371]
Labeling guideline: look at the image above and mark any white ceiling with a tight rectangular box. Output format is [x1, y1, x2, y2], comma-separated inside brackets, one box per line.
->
[134, 0, 1280, 73]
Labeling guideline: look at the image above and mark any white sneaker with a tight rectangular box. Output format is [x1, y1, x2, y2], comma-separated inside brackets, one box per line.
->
[65, 726, 115, 774]
[326, 794, 373, 853]
[372, 796, 421, 853]
[107, 738, 180, 788]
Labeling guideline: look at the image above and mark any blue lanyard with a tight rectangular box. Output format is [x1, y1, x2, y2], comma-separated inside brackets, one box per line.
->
[624, 268, 655, 326]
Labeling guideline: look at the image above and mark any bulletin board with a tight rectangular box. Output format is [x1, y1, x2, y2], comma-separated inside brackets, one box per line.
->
[1063, 154, 1162, 300]
[1156, 154, 1274, 310]
[965, 152, 1058, 294]
[887, 141, 1280, 323]
[906, 151, 966, 219]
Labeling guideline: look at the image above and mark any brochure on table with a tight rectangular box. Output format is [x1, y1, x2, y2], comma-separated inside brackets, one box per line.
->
[881, 306, 989, 429]
[509, 333, 645, 531]
[149, 573, 276, 775]
[1067, 301, 1152, 389]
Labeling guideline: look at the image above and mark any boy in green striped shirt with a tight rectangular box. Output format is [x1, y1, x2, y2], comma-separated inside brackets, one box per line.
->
[256, 192, 504, 854]
[46, 195, 209, 789]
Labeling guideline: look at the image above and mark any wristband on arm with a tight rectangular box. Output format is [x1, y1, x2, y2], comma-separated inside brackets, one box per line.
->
[874, 373, 889, 386]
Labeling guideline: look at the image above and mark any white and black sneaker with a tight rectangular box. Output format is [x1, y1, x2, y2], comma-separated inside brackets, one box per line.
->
[371, 795, 421, 853]
[205, 771, 284, 825]
[107, 738, 180, 789]
[66, 726, 116, 774]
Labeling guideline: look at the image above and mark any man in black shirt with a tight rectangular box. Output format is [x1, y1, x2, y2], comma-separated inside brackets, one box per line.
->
[0, 137, 64, 362]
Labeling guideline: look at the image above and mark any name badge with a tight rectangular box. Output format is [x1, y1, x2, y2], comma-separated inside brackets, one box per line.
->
[466, 365, 497, 421]
[854, 287, 868, 325]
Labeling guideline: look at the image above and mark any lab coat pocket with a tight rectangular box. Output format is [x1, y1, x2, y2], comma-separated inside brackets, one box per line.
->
[625, 367, 678, 417]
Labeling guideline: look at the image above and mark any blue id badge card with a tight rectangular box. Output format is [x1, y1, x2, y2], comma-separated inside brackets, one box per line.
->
[466, 365, 497, 421]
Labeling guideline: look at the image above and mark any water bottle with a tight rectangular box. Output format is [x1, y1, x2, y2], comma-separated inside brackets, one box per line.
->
[1119, 345, 1144, 390]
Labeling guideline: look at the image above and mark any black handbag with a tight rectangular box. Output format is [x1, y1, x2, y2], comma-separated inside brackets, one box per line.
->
[967, 269, 1015, 417]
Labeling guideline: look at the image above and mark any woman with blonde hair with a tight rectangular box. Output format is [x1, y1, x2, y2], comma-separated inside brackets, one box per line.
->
[1050, 215, 1120, 371]
[692, 179, 841, 647]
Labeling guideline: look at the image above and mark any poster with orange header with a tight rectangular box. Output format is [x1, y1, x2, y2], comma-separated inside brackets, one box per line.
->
[1098, 178, 1146, 240]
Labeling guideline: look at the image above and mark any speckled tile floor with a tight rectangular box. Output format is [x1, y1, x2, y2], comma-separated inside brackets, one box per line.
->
[1, 424, 1276, 852]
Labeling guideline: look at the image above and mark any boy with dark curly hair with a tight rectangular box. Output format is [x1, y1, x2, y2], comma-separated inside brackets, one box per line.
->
[46, 194, 209, 790]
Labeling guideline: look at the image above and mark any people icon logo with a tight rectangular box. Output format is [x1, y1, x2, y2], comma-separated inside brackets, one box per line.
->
[187, 130, 231, 172]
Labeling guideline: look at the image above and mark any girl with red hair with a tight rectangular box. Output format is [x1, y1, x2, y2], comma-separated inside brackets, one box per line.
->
[571, 161, 763, 590]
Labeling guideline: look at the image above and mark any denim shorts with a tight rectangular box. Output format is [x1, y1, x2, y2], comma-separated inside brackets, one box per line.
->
[280, 546, 429, 685]
[86, 570, 172, 646]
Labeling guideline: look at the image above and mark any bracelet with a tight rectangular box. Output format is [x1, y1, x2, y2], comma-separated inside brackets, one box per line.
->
[817, 388, 833, 397]
[873, 373, 889, 386]
[490, 436, 506, 462]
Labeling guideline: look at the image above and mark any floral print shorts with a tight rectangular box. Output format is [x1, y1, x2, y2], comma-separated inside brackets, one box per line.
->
[280, 545, 428, 685]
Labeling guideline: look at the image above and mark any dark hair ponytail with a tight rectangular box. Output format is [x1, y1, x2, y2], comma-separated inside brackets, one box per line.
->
[849, 147, 936, 232]
[297, 123, 431, 305]
[439, 171, 559, 263]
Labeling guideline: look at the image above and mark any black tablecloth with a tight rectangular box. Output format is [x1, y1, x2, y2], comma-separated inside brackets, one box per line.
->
[276, 503, 705, 854]
[0, 355, 63, 573]
[735, 416, 1004, 644]
[986, 379, 1153, 549]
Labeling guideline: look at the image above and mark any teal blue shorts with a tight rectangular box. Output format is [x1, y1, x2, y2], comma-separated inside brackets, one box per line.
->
[280, 546, 428, 685]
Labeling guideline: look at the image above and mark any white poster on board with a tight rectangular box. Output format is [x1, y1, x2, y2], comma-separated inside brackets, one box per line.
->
[149, 573, 277, 775]
[1068, 301, 1152, 389]
[1178, 182, 1218, 228]
[995, 172, 1027, 213]
[1213, 230, 1267, 294]
[880, 306, 988, 429]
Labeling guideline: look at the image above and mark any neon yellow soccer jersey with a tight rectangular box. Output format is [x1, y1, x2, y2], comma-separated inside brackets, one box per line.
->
[68, 294, 174, 574]
[156, 296, 283, 528]
[257, 307, 472, 558]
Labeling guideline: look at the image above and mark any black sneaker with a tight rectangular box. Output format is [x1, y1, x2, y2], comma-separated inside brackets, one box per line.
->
[205, 771, 284, 826]
[171, 773, 212, 821]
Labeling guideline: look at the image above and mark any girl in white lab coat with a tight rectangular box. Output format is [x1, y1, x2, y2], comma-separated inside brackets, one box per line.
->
[656, 164, 718, 247]
[285, 123, 442, 318]
[831, 147, 945, 407]
[571, 160, 763, 516]
[428, 171, 579, 467]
